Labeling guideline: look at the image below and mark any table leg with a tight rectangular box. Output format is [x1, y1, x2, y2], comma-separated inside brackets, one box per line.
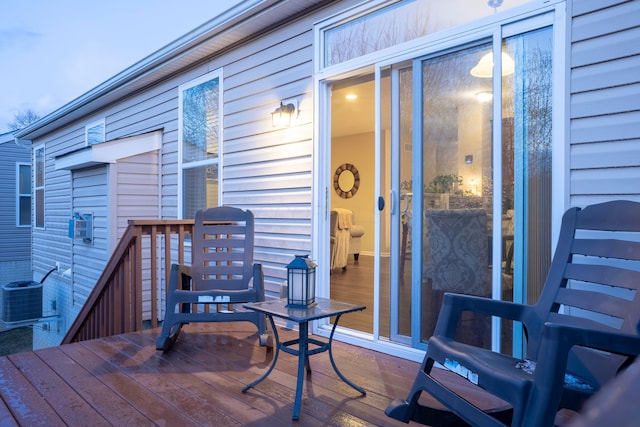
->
[328, 314, 366, 395]
[292, 320, 309, 420]
[242, 314, 280, 393]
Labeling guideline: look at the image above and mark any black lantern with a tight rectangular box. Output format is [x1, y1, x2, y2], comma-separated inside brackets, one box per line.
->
[286, 254, 317, 308]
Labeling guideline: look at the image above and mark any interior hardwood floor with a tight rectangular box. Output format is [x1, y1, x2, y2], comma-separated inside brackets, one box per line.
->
[329, 254, 511, 352]
[330, 254, 417, 339]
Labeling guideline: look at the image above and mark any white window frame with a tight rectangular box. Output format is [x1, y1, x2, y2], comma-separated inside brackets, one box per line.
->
[34, 144, 45, 229]
[85, 118, 106, 146]
[16, 162, 31, 227]
[177, 69, 223, 219]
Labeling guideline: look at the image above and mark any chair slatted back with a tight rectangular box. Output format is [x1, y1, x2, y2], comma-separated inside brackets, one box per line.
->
[531, 200, 640, 384]
[192, 206, 255, 291]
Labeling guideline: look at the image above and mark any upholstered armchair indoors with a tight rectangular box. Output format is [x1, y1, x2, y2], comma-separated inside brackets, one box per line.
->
[330, 208, 366, 270]
[423, 208, 490, 346]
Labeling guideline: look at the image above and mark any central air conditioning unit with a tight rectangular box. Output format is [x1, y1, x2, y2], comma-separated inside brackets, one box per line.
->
[2, 280, 43, 324]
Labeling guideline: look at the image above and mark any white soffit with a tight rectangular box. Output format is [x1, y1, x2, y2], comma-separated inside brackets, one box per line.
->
[55, 131, 162, 171]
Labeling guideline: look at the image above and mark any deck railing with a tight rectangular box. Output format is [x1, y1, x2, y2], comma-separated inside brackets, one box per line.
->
[62, 219, 194, 344]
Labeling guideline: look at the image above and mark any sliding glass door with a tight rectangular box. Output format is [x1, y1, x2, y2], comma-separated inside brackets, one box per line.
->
[413, 25, 553, 353]
[318, 3, 561, 358]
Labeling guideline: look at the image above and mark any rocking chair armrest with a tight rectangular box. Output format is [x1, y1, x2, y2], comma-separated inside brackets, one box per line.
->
[434, 293, 533, 338]
[526, 323, 640, 412]
[541, 322, 640, 359]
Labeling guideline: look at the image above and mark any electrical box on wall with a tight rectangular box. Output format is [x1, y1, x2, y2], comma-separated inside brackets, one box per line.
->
[68, 213, 93, 242]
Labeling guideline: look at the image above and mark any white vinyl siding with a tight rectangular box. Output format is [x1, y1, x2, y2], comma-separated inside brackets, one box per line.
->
[113, 150, 161, 321]
[220, 19, 315, 295]
[113, 150, 161, 239]
[569, 0, 640, 205]
[0, 137, 31, 271]
[71, 166, 108, 307]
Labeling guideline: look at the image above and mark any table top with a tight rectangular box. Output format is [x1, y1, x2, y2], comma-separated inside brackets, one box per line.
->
[243, 297, 365, 322]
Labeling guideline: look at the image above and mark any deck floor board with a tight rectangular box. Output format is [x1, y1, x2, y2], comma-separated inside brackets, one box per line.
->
[0, 322, 512, 426]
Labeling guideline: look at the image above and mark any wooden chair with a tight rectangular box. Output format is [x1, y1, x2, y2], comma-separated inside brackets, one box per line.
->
[156, 206, 271, 352]
[386, 200, 640, 426]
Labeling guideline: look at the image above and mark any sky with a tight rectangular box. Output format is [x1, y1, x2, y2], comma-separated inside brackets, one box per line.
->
[0, 0, 244, 134]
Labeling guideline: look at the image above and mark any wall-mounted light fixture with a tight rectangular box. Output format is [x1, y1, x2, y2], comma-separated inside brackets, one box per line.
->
[465, 154, 474, 164]
[271, 100, 297, 128]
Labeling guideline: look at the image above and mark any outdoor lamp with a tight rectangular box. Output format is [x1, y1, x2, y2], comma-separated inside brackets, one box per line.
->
[286, 254, 317, 308]
[271, 101, 296, 127]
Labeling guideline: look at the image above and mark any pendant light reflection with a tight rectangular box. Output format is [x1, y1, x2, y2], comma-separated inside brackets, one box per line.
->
[475, 91, 493, 103]
[470, 51, 515, 78]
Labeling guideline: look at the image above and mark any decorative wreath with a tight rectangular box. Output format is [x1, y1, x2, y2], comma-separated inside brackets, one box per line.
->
[333, 163, 360, 199]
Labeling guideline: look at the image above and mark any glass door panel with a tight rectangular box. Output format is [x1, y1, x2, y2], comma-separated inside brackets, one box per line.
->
[419, 43, 493, 347]
[502, 26, 553, 355]
[383, 63, 414, 345]
[329, 74, 376, 335]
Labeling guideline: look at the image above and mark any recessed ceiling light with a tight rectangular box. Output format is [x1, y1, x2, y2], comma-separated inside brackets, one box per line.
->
[345, 93, 358, 100]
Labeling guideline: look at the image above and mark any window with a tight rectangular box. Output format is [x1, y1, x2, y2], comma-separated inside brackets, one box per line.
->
[178, 70, 222, 219]
[34, 145, 45, 228]
[85, 119, 105, 146]
[322, 0, 531, 68]
[16, 163, 31, 226]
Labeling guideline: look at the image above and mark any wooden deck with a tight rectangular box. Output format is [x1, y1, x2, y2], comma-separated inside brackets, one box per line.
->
[0, 322, 513, 426]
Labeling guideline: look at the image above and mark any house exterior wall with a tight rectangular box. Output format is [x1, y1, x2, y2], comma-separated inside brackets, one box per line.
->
[27, 2, 352, 348]
[23, 0, 640, 350]
[569, 0, 640, 205]
[0, 134, 31, 275]
[0, 133, 32, 324]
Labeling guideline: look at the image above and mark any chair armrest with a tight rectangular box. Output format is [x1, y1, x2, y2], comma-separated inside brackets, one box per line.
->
[542, 323, 640, 358]
[528, 323, 640, 407]
[434, 293, 533, 339]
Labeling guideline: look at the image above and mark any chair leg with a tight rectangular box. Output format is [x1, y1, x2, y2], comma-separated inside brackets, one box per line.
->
[156, 321, 183, 352]
[156, 265, 190, 352]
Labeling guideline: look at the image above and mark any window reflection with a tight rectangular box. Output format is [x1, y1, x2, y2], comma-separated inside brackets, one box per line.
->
[324, 0, 531, 67]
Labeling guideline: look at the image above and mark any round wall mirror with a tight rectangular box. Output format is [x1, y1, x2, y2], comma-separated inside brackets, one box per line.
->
[333, 163, 360, 198]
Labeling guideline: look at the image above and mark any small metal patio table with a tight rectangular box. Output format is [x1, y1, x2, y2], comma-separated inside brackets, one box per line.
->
[242, 297, 366, 420]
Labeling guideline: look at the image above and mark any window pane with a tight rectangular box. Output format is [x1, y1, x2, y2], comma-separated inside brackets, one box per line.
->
[19, 164, 31, 194]
[19, 196, 31, 226]
[325, 0, 531, 67]
[35, 188, 44, 228]
[182, 164, 218, 219]
[502, 27, 553, 305]
[420, 43, 493, 347]
[87, 121, 105, 145]
[35, 147, 44, 187]
[182, 78, 219, 163]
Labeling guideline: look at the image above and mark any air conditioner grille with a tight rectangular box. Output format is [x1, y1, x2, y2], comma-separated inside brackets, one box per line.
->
[2, 281, 43, 323]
